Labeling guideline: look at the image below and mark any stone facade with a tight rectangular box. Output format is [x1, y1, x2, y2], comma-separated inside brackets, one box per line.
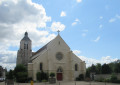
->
[17, 32, 86, 81]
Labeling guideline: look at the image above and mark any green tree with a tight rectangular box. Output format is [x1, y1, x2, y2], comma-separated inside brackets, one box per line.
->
[0, 70, 2, 77]
[86, 67, 91, 78]
[114, 62, 120, 73]
[91, 64, 96, 72]
[6, 70, 14, 79]
[14, 64, 28, 83]
[102, 64, 112, 74]
[96, 63, 102, 74]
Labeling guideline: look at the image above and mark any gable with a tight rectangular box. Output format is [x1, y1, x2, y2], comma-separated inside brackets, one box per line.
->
[47, 34, 70, 51]
[31, 34, 70, 61]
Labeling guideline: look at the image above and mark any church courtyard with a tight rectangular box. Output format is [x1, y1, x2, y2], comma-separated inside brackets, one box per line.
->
[0, 81, 120, 85]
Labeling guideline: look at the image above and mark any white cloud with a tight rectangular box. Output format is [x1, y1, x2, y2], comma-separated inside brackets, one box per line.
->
[93, 36, 100, 42]
[0, 0, 64, 70]
[100, 16, 103, 19]
[60, 11, 66, 17]
[78, 56, 118, 67]
[73, 50, 118, 67]
[72, 18, 81, 26]
[109, 14, 120, 23]
[82, 33, 86, 37]
[116, 14, 120, 19]
[50, 22, 65, 32]
[72, 22, 77, 26]
[82, 29, 88, 32]
[76, 0, 82, 3]
[109, 18, 116, 23]
[73, 50, 81, 55]
[0, 50, 17, 70]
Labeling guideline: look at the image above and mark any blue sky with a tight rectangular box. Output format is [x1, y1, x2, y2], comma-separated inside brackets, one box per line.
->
[0, 0, 120, 70]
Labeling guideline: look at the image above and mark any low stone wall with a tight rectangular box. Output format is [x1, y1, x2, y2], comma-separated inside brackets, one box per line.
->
[94, 73, 120, 80]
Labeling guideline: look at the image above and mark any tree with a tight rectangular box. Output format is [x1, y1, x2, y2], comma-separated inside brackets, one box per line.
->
[96, 63, 102, 74]
[0, 70, 2, 77]
[86, 67, 91, 78]
[102, 64, 112, 74]
[14, 64, 28, 83]
[6, 70, 14, 79]
[91, 64, 96, 72]
[114, 62, 120, 73]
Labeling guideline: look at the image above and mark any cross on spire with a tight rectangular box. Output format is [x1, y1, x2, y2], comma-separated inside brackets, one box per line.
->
[57, 30, 60, 35]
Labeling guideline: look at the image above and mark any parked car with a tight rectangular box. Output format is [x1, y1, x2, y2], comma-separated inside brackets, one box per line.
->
[0, 78, 5, 82]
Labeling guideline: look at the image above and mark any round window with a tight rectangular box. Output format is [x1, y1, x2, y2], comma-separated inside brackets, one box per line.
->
[56, 52, 63, 60]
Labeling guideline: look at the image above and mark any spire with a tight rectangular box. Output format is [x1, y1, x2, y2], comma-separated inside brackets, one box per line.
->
[57, 30, 60, 35]
[21, 32, 31, 41]
[25, 31, 28, 37]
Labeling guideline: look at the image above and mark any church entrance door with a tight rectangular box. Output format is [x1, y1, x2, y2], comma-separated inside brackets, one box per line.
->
[57, 67, 63, 81]
[57, 73, 62, 81]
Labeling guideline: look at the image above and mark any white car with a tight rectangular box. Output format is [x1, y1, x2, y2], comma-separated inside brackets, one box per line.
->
[0, 78, 5, 82]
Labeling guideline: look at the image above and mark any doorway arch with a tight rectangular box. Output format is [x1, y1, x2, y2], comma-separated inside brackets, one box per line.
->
[57, 67, 63, 81]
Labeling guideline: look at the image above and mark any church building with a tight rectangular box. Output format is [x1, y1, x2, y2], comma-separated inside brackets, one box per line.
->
[17, 32, 86, 81]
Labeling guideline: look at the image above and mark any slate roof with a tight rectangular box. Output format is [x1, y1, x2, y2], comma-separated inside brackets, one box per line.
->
[21, 32, 31, 41]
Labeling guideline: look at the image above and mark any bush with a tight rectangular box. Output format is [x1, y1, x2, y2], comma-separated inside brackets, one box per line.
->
[42, 80, 47, 82]
[96, 77, 104, 82]
[16, 72, 28, 83]
[110, 74, 117, 83]
[76, 74, 84, 81]
[49, 72, 55, 78]
[36, 71, 48, 82]
[105, 78, 110, 82]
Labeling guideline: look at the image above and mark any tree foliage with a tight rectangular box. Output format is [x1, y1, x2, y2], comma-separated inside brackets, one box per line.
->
[6, 70, 14, 79]
[14, 64, 28, 83]
[86, 60, 120, 78]
[36, 71, 48, 82]
[49, 72, 55, 78]
[102, 64, 112, 74]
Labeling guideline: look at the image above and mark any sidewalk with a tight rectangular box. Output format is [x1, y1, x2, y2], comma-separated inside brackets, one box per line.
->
[0, 81, 120, 85]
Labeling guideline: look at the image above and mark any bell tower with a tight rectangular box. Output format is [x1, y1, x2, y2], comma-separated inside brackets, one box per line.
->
[17, 32, 32, 66]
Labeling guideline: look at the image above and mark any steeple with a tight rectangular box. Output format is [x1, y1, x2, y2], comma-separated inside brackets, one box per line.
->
[21, 32, 31, 41]
[25, 31, 28, 37]
[17, 32, 32, 66]
[57, 30, 60, 35]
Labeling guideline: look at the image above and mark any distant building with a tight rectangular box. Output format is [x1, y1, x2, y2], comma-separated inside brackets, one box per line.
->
[0, 66, 6, 78]
[17, 32, 86, 81]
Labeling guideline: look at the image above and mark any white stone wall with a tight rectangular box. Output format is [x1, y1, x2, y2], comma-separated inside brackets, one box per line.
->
[28, 35, 86, 81]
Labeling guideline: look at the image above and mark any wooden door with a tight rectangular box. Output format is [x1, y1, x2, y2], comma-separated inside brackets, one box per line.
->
[57, 73, 62, 81]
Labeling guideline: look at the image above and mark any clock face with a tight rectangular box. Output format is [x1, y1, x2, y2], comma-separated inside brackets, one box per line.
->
[56, 52, 63, 60]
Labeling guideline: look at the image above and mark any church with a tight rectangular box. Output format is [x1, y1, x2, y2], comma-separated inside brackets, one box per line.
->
[17, 32, 86, 81]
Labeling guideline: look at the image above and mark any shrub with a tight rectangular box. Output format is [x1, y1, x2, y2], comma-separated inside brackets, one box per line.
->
[42, 80, 47, 82]
[76, 74, 84, 81]
[36, 71, 48, 82]
[49, 72, 55, 78]
[110, 74, 117, 83]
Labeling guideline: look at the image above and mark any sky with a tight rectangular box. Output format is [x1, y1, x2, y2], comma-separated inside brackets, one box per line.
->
[0, 0, 120, 70]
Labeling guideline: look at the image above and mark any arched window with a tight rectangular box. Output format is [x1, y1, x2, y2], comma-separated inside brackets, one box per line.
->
[24, 43, 28, 49]
[57, 67, 63, 73]
[75, 64, 78, 71]
[40, 63, 43, 71]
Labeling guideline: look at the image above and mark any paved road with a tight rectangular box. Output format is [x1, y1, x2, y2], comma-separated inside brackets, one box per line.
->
[0, 81, 120, 85]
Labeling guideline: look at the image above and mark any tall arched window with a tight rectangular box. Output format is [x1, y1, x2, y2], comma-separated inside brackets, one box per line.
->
[40, 63, 43, 71]
[75, 64, 78, 71]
